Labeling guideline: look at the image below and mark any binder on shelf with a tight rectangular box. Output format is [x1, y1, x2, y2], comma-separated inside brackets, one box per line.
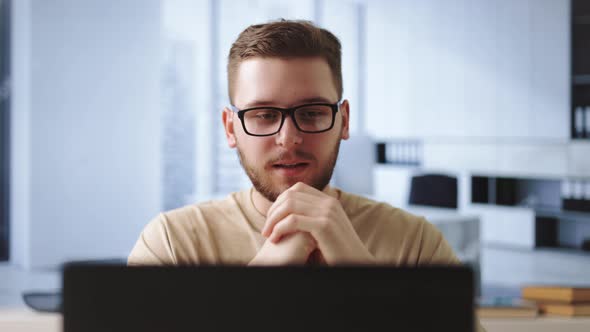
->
[376, 143, 386, 163]
[561, 180, 572, 199]
[375, 141, 423, 166]
[574, 106, 585, 138]
[562, 179, 590, 213]
[573, 180, 584, 200]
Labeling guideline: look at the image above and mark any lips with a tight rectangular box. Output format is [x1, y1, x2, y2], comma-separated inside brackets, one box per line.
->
[272, 161, 309, 168]
[271, 160, 310, 176]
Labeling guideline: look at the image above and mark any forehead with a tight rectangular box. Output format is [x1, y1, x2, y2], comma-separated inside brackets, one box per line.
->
[233, 57, 338, 108]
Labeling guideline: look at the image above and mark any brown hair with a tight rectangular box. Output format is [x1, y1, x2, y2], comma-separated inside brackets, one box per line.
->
[227, 19, 342, 104]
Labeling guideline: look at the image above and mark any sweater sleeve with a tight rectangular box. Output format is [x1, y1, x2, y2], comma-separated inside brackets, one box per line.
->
[127, 214, 178, 266]
[416, 218, 462, 265]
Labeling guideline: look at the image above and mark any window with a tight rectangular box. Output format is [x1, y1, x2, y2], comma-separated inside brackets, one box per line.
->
[0, 0, 10, 261]
[161, 0, 210, 210]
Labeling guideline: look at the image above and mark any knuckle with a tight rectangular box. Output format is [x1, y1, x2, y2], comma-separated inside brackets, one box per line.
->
[286, 199, 296, 211]
[275, 216, 295, 235]
[286, 214, 298, 228]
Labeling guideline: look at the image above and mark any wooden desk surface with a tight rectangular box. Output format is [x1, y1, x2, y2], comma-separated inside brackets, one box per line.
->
[0, 308, 61, 332]
[2, 307, 590, 332]
[481, 316, 590, 332]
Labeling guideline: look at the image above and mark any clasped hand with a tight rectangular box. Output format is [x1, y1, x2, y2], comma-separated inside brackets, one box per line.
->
[256, 182, 375, 265]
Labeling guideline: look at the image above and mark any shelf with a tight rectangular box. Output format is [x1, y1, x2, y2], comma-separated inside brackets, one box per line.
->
[485, 243, 590, 258]
[535, 206, 590, 223]
[533, 245, 590, 257]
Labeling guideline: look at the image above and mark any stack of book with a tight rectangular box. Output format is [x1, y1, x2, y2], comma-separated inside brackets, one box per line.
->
[522, 286, 590, 317]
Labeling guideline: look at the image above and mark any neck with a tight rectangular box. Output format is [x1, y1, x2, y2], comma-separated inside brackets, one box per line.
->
[251, 189, 274, 216]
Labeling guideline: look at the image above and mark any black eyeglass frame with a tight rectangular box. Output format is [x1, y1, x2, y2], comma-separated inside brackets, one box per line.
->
[229, 100, 343, 137]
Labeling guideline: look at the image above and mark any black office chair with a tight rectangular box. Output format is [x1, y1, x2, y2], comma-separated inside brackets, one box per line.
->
[408, 174, 458, 208]
[22, 258, 126, 313]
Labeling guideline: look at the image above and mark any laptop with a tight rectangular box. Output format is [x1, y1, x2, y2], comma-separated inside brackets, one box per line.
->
[62, 264, 475, 332]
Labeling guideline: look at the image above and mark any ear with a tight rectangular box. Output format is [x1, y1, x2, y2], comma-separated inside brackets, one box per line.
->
[222, 107, 237, 148]
[340, 99, 350, 140]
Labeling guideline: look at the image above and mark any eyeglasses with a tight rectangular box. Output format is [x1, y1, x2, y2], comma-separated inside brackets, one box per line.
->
[229, 100, 342, 137]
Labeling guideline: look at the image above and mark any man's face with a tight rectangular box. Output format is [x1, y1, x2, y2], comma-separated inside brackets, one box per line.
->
[223, 57, 350, 202]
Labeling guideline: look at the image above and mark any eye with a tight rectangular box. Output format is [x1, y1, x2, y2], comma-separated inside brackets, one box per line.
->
[301, 111, 321, 118]
[296, 106, 331, 120]
[255, 112, 278, 120]
[245, 109, 281, 121]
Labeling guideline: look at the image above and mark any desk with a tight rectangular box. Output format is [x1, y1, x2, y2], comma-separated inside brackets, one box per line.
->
[0, 308, 61, 332]
[481, 317, 590, 332]
[2, 308, 590, 332]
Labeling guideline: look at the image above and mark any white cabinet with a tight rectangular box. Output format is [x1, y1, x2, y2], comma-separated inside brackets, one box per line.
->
[568, 142, 590, 177]
[421, 141, 500, 174]
[366, 0, 569, 140]
[373, 165, 414, 207]
[467, 204, 536, 249]
[496, 144, 569, 177]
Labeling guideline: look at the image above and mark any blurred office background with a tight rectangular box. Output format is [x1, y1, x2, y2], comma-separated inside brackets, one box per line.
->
[1, 0, 590, 303]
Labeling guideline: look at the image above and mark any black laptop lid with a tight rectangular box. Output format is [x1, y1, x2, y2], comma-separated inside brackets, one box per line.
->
[63, 264, 474, 332]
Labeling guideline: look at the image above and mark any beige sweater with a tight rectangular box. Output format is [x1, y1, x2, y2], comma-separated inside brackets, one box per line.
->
[128, 188, 462, 266]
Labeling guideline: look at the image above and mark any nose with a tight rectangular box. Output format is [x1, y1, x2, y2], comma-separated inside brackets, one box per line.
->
[275, 116, 303, 147]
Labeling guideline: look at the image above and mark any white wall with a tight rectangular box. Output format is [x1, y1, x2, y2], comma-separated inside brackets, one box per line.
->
[11, 0, 162, 269]
[366, 0, 569, 141]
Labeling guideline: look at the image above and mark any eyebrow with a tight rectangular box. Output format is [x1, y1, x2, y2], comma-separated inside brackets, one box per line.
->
[242, 97, 334, 109]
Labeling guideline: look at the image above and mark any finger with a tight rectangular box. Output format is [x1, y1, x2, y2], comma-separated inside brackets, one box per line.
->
[287, 182, 326, 200]
[262, 194, 318, 237]
[266, 182, 321, 219]
[266, 182, 320, 216]
[290, 181, 323, 194]
[269, 214, 301, 243]
[268, 214, 317, 243]
[263, 195, 315, 237]
[263, 190, 316, 235]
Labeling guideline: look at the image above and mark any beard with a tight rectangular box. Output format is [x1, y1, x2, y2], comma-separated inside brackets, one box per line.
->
[236, 140, 341, 202]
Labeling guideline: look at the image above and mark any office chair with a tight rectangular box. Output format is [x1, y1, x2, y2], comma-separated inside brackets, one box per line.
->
[408, 173, 458, 208]
[22, 258, 126, 313]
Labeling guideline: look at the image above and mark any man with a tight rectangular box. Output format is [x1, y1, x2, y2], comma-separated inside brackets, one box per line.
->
[128, 20, 461, 268]
[129, 19, 487, 331]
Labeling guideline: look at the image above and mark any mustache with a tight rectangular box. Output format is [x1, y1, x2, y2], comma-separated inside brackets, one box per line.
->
[267, 150, 316, 164]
